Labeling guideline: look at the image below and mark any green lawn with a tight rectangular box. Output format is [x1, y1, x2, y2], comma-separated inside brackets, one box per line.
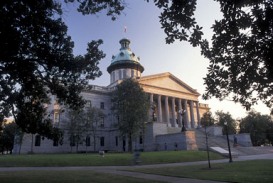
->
[1, 152, 272, 183]
[133, 160, 273, 183]
[0, 151, 223, 167]
[0, 170, 165, 183]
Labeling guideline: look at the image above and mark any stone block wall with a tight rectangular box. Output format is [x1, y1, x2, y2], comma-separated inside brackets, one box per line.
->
[229, 133, 253, 147]
[155, 133, 187, 151]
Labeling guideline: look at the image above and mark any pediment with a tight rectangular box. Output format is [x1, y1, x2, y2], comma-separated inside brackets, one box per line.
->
[138, 72, 200, 96]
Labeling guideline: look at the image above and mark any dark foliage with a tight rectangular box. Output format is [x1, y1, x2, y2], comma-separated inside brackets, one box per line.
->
[200, 111, 215, 127]
[215, 111, 237, 135]
[65, 0, 125, 20]
[240, 110, 273, 146]
[0, 0, 105, 139]
[0, 122, 18, 154]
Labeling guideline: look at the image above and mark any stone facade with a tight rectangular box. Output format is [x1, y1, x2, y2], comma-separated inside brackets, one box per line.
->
[14, 38, 210, 154]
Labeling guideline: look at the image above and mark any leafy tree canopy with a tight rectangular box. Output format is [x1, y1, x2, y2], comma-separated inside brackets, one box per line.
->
[239, 110, 273, 146]
[200, 111, 215, 127]
[111, 78, 150, 152]
[0, 0, 105, 139]
[215, 110, 237, 134]
[0, 122, 18, 154]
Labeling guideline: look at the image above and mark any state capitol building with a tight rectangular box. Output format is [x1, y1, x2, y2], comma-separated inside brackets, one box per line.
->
[14, 38, 210, 154]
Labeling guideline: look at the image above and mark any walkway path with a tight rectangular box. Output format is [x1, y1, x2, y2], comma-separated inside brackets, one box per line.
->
[1, 154, 273, 183]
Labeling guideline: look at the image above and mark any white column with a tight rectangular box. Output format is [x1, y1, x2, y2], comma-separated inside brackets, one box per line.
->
[183, 99, 190, 129]
[157, 95, 162, 123]
[149, 93, 154, 121]
[165, 96, 170, 126]
[196, 101, 201, 127]
[171, 97, 177, 127]
[190, 100, 195, 128]
[178, 99, 182, 127]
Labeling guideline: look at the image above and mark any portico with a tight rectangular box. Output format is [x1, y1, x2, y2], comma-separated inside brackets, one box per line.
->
[148, 93, 201, 129]
[138, 72, 208, 130]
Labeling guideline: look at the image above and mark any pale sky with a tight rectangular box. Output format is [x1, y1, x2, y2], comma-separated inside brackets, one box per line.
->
[62, 0, 271, 119]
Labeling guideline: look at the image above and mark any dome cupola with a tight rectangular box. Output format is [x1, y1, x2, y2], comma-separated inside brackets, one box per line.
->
[107, 38, 144, 84]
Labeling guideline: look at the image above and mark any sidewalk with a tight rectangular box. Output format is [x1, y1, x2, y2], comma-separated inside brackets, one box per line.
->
[1, 153, 273, 183]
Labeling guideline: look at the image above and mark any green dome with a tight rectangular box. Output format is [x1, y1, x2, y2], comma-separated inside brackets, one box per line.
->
[107, 38, 144, 73]
[111, 38, 140, 63]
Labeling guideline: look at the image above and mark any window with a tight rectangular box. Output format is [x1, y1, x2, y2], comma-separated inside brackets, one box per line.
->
[119, 70, 122, 79]
[123, 69, 127, 78]
[139, 133, 143, 144]
[35, 135, 41, 146]
[100, 137, 105, 146]
[115, 136, 118, 146]
[86, 136, 91, 146]
[100, 102, 104, 109]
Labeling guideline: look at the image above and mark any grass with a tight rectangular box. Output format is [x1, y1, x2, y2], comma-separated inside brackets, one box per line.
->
[132, 160, 273, 183]
[0, 170, 165, 183]
[0, 151, 224, 167]
[1, 152, 272, 183]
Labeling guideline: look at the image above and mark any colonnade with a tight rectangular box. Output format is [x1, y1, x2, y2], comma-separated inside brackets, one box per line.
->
[149, 93, 201, 129]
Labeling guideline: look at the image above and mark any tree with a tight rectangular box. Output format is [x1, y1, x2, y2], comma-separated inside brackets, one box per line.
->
[65, 107, 105, 152]
[215, 111, 237, 135]
[0, 122, 18, 154]
[84, 107, 105, 151]
[0, 0, 105, 139]
[200, 111, 215, 127]
[239, 110, 273, 146]
[65, 109, 86, 152]
[111, 79, 150, 152]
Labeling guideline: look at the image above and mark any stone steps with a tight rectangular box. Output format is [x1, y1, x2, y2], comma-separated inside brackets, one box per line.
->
[194, 128, 273, 156]
[194, 128, 229, 149]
